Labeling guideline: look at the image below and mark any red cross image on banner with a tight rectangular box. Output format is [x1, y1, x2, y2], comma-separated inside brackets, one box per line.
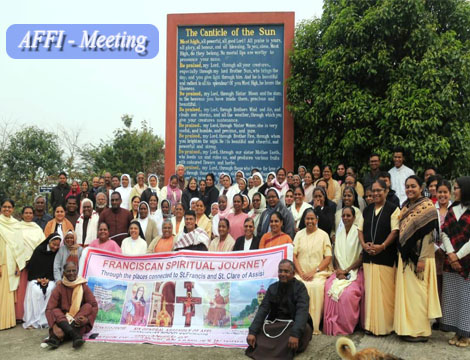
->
[176, 282, 202, 327]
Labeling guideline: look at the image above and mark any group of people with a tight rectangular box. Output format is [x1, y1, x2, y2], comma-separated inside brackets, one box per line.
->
[1, 148, 469, 355]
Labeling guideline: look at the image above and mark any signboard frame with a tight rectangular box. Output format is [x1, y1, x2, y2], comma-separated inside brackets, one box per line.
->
[165, 12, 295, 180]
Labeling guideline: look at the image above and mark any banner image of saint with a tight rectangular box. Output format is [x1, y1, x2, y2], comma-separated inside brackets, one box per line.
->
[120, 282, 152, 326]
[201, 282, 231, 328]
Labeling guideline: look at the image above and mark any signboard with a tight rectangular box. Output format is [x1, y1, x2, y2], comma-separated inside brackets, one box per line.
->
[80, 245, 293, 347]
[165, 13, 294, 180]
[39, 185, 55, 193]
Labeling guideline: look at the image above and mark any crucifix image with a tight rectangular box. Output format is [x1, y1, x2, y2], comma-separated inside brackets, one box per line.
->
[175, 282, 202, 327]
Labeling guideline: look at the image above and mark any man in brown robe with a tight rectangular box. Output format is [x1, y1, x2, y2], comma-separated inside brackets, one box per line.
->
[98, 191, 133, 246]
[45, 262, 98, 349]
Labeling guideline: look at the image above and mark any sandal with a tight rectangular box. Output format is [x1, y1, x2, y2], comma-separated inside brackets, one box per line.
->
[449, 335, 461, 345]
[456, 337, 470, 347]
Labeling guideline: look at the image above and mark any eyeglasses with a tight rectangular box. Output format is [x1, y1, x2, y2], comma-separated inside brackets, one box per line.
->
[371, 189, 384, 193]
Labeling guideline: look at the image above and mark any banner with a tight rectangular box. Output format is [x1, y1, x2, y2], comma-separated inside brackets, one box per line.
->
[80, 244, 293, 347]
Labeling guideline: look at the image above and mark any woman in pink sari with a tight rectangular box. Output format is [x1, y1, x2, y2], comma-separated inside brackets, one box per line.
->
[323, 206, 364, 335]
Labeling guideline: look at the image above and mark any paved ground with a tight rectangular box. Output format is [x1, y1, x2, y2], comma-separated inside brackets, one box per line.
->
[0, 325, 466, 359]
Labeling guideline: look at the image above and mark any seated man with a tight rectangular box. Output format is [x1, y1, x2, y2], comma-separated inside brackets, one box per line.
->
[246, 259, 313, 360]
[173, 210, 209, 251]
[45, 262, 98, 349]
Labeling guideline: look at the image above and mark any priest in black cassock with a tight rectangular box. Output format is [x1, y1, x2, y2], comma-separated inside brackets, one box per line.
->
[246, 259, 313, 360]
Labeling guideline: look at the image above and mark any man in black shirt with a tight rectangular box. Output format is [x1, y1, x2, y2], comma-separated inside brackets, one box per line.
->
[50, 172, 70, 210]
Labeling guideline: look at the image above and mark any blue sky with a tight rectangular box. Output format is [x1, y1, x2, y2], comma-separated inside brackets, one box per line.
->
[0, 1, 323, 146]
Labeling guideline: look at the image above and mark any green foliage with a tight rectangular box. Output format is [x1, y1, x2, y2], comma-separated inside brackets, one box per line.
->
[96, 296, 124, 324]
[83, 115, 165, 179]
[0, 126, 64, 208]
[288, 0, 470, 178]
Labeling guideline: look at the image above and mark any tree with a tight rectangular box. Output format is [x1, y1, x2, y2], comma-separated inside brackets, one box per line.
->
[0, 126, 64, 208]
[83, 114, 165, 180]
[288, 0, 470, 178]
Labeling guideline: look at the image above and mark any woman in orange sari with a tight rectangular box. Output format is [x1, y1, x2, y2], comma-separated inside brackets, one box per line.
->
[259, 212, 293, 248]
[147, 220, 175, 253]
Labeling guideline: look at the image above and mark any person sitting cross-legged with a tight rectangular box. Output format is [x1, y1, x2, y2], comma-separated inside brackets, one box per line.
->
[45, 262, 98, 349]
[246, 259, 313, 360]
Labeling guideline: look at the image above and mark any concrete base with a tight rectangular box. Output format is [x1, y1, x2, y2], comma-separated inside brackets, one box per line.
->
[0, 325, 465, 359]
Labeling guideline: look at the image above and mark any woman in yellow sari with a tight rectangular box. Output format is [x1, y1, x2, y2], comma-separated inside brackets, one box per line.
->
[293, 208, 332, 334]
[394, 175, 441, 342]
[0, 199, 26, 330]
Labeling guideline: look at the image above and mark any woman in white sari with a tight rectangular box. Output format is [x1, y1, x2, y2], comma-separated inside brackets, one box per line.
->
[16, 207, 45, 321]
[323, 206, 364, 335]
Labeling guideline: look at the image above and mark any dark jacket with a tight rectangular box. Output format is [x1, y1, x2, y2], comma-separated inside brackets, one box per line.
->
[140, 187, 160, 204]
[182, 188, 201, 211]
[50, 183, 70, 210]
[202, 185, 219, 216]
[249, 278, 312, 339]
[387, 189, 401, 208]
[233, 235, 260, 251]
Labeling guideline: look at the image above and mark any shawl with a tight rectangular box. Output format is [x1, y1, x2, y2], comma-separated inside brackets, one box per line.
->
[328, 224, 362, 301]
[249, 205, 265, 236]
[174, 227, 209, 250]
[132, 182, 148, 196]
[166, 178, 182, 207]
[399, 197, 439, 266]
[197, 213, 212, 238]
[44, 217, 74, 244]
[19, 220, 44, 261]
[291, 202, 313, 227]
[442, 202, 470, 279]
[0, 214, 26, 291]
[116, 174, 132, 210]
[208, 234, 236, 252]
[273, 178, 289, 194]
[218, 205, 232, 219]
[62, 275, 88, 323]
[65, 184, 81, 200]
